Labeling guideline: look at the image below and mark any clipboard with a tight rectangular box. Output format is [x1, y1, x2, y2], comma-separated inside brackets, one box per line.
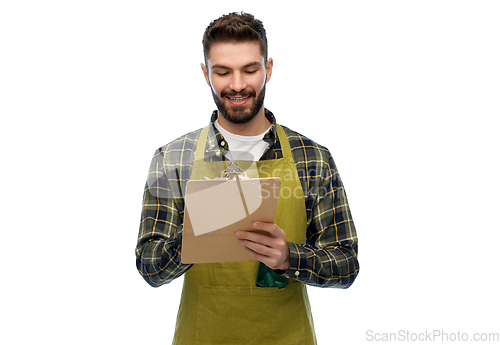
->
[181, 176, 281, 264]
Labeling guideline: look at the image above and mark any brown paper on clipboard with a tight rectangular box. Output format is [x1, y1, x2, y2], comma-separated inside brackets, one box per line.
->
[181, 177, 281, 264]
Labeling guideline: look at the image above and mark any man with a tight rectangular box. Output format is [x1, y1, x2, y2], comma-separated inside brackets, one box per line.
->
[135, 12, 359, 345]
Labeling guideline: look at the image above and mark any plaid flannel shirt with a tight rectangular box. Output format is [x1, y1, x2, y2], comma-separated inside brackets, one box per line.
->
[135, 109, 359, 288]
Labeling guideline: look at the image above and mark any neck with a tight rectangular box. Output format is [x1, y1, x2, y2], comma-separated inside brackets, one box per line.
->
[217, 107, 271, 136]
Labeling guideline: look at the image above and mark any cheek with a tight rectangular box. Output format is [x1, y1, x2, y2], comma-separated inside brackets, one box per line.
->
[209, 79, 226, 95]
[254, 74, 266, 90]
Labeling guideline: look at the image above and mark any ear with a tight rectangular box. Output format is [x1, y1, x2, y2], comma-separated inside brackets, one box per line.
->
[201, 63, 211, 86]
[265, 58, 273, 83]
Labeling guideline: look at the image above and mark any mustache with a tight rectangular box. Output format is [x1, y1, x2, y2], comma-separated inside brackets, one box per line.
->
[220, 90, 256, 98]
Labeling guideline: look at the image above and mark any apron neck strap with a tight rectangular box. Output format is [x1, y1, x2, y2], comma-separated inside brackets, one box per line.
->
[194, 126, 210, 163]
[275, 124, 292, 160]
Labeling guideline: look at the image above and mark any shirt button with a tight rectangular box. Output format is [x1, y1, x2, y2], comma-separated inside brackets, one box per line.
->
[295, 271, 300, 277]
[221, 140, 226, 147]
[215, 151, 221, 157]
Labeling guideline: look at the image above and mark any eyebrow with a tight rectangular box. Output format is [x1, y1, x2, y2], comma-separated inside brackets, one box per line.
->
[211, 61, 262, 70]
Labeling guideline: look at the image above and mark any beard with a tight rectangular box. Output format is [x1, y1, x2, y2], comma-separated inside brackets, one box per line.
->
[211, 85, 266, 125]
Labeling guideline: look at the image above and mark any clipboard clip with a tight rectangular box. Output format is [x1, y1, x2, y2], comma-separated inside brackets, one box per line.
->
[221, 161, 248, 180]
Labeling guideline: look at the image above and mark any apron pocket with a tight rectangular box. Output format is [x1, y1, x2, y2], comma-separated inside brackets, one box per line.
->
[196, 283, 307, 345]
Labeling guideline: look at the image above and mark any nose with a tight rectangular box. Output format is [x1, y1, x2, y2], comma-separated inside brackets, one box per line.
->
[229, 72, 247, 93]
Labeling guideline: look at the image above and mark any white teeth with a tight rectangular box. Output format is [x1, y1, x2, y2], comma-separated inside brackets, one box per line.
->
[228, 96, 249, 101]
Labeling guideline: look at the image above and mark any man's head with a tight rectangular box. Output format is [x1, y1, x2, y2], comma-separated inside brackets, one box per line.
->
[201, 12, 273, 126]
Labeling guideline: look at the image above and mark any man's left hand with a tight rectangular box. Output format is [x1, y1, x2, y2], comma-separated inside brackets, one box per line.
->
[235, 222, 290, 271]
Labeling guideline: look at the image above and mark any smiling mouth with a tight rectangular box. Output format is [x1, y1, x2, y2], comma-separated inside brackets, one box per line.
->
[227, 95, 250, 101]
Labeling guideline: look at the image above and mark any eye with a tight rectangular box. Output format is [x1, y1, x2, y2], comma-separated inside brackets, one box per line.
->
[245, 70, 257, 74]
[216, 72, 229, 76]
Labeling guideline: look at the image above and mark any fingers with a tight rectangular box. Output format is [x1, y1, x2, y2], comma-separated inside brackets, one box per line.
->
[234, 223, 283, 250]
[234, 222, 289, 270]
[242, 246, 283, 269]
[236, 233, 283, 256]
[252, 221, 283, 237]
[241, 243, 287, 270]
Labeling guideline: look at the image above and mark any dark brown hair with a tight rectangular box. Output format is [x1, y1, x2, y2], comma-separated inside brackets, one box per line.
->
[202, 12, 268, 63]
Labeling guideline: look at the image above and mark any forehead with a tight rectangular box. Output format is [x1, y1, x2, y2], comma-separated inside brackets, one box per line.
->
[207, 41, 264, 68]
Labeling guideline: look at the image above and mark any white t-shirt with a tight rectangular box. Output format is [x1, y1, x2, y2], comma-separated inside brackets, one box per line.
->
[215, 119, 272, 161]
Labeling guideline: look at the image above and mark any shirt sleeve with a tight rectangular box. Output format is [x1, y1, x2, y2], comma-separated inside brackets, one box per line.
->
[135, 149, 192, 287]
[285, 150, 359, 288]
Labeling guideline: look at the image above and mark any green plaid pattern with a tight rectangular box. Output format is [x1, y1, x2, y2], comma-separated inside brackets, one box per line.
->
[135, 109, 359, 287]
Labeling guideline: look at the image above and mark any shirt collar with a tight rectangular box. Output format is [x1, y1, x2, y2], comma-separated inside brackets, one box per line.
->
[208, 108, 278, 152]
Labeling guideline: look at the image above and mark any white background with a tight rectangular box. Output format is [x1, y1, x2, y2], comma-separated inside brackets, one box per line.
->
[1, 1, 499, 344]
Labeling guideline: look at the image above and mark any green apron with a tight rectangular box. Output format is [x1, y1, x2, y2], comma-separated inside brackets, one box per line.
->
[172, 124, 316, 345]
